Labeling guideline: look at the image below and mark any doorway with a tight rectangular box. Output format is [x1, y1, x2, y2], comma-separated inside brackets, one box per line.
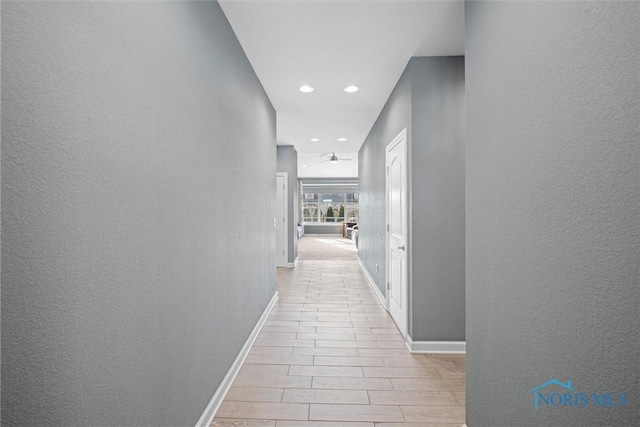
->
[276, 173, 288, 267]
[386, 128, 408, 338]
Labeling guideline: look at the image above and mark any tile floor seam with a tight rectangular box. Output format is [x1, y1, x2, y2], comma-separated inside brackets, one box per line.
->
[213, 256, 465, 426]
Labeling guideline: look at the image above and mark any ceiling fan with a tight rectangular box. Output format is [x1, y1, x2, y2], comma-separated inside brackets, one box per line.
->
[321, 153, 352, 164]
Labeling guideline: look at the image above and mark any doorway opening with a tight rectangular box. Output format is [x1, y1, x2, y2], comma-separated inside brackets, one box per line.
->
[298, 179, 359, 261]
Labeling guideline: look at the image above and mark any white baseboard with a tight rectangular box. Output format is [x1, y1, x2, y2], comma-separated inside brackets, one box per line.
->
[406, 335, 466, 354]
[195, 291, 278, 427]
[357, 258, 387, 310]
[286, 256, 299, 268]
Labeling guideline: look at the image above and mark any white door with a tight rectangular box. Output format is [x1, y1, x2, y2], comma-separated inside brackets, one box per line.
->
[276, 173, 288, 267]
[386, 129, 408, 337]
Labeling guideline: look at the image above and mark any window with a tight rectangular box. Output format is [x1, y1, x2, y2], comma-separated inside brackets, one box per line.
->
[302, 192, 358, 224]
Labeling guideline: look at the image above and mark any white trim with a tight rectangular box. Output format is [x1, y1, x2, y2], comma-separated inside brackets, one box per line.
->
[302, 233, 343, 237]
[195, 292, 279, 427]
[286, 256, 299, 268]
[357, 258, 387, 310]
[406, 335, 466, 354]
[303, 223, 347, 226]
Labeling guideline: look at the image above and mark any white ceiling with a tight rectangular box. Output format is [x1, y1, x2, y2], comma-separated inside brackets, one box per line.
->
[298, 152, 358, 178]
[219, 0, 465, 177]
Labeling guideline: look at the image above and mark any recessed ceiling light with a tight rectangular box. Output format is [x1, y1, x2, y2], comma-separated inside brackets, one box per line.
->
[310, 138, 320, 142]
[302, 165, 307, 168]
[299, 85, 315, 93]
[337, 137, 347, 142]
[343, 85, 359, 93]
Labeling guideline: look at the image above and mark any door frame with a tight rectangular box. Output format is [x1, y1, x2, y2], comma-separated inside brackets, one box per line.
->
[276, 172, 288, 268]
[385, 128, 408, 337]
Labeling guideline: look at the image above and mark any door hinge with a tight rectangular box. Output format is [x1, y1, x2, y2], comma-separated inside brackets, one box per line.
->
[386, 166, 390, 175]
[386, 224, 390, 232]
[387, 282, 390, 289]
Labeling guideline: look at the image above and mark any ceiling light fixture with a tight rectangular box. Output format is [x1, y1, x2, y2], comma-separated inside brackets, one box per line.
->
[302, 165, 307, 168]
[343, 85, 359, 93]
[310, 138, 320, 142]
[299, 85, 315, 93]
[322, 153, 351, 164]
[337, 137, 347, 142]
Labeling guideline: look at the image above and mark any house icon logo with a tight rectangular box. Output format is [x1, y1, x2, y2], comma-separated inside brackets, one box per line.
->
[529, 379, 574, 409]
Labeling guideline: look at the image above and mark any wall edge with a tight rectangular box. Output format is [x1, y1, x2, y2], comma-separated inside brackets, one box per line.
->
[358, 257, 387, 309]
[195, 291, 279, 427]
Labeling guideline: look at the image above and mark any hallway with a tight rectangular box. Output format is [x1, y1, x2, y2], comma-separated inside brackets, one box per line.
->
[297, 236, 359, 261]
[212, 260, 465, 426]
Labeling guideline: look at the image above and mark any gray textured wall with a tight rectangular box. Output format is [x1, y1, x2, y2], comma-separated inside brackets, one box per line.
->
[358, 66, 411, 295]
[358, 57, 465, 342]
[277, 145, 299, 263]
[466, 2, 639, 426]
[409, 57, 465, 341]
[1, 2, 277, 426]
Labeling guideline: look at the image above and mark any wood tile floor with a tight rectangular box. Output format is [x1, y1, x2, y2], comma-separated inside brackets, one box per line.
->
[212, 260, 465, 427]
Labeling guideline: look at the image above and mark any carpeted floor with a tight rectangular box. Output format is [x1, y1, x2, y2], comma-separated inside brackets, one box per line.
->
[297, 236, 358, 260]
